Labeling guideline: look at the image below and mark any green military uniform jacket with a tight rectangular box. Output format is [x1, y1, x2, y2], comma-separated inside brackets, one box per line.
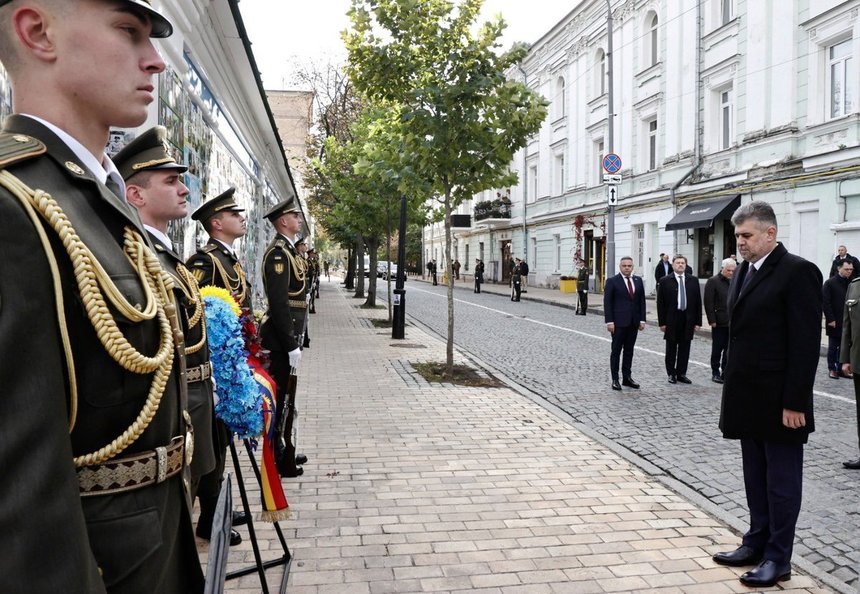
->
[187, 239, 253, 312]
[0, 115, 203, 592]
[149, 233, 217, 480]
[260, 234, 306, 353]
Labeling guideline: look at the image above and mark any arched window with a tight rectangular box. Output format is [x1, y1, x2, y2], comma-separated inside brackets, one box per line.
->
[595, 49, 606, 96]
[555, 76, 566, 118]
[648, 13, 659, 66]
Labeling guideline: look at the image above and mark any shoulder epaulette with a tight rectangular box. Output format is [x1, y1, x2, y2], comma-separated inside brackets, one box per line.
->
[202, 244, 219, 254]
[274, 237, 287, 249]
[0, 133, 47, 169]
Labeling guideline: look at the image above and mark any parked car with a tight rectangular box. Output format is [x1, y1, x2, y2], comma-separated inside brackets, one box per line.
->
[377, 261, 405, 281]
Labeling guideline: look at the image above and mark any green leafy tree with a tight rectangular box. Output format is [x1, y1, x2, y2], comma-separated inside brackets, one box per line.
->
[345, 0, 547, 373]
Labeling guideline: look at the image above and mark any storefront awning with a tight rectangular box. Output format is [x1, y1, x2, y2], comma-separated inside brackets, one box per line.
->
[665, 195, 741, 231]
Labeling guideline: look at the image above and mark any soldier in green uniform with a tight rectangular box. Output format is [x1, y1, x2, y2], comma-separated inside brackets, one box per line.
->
[185, 188, 250, 545]
[260, 200, 308, 476]
[115, 126, 217, 494]
[0, 1, 203, 591]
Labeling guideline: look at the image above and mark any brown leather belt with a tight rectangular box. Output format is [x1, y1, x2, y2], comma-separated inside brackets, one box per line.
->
[288, 299, 307, 309]
[77, 436, 185, 497]
[186, 361, 212, 383]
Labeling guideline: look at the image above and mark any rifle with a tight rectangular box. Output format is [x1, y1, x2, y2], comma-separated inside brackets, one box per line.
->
[275, 292, 311, 477]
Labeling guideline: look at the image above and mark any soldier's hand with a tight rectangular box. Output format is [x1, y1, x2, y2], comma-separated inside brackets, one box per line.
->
[288, 348, 302, 369]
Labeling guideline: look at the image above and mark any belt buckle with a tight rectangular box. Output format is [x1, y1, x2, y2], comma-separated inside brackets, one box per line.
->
[155, 445, 168, 483]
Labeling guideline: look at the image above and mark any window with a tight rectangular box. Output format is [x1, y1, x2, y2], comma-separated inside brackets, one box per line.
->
[479, 242, 484, 262]
[554, 76, 566, 119]
[720, 88, 733, 149]
[595, 139, 605, 184]
[648, 14, 659, 67]
[530, 237, 537, 271]
[829, 39, 854, 119]
[554, 152, 565, 195]
[465, 244, 469, 270]
[553, 234, 561, 272]
[528, 164, 538, 202]
[595, 49, 606, 96]
[721, 0, 732, 26]
[647, 118, 658, 170]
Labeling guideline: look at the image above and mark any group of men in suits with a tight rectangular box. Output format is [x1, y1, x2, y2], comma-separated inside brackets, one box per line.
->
[604, 201, 824, 588]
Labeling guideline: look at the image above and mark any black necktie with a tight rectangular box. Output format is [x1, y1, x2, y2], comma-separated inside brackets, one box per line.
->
[741, 264, 756, 291]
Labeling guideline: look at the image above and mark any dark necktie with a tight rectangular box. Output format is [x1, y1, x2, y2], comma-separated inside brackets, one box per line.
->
[741, 264, 757, 291]
[105, 176, 123, 200]
[626, 276, 634, 298]
[678, 275, 686, 311]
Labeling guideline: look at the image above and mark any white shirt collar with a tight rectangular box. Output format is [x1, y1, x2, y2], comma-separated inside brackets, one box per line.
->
[144, 225, 173, 251]
[750, 246, 777, 271]
[21, 114, 127, 197]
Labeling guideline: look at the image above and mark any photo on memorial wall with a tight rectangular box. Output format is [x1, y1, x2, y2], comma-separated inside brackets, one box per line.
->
[0, 63, 12, 123]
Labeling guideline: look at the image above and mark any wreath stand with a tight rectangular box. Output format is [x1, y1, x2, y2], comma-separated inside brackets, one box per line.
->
[224, 439, 292, 594]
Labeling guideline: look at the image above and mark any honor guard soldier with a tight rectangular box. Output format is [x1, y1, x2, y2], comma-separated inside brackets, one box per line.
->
[186, 188, 250, 545]
[260, 199, 309, 477]
[0, 1, 203, 591]
[115, 126, 218, 498]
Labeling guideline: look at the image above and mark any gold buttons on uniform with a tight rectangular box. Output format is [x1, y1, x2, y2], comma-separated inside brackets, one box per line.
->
[12, 135, 30, 143]
[65, 161, 85, 175]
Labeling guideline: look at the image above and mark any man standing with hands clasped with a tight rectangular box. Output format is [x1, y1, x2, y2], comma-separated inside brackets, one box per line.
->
[839, 275, 860, 470]
[657, 255, 702, 384]
[604, 257, 646, 391]
[712, 201, 822, 588]
[704, 258, 736, 383]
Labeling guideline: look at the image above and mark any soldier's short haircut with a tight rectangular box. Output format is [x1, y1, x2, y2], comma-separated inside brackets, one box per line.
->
[731, 200, 777, 231]
[202, 212, 224, 234]
[125, 170, 157, 190]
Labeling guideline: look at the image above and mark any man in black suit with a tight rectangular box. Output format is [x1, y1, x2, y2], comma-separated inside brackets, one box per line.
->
[712, 201, 822, 588]
[829, 245, 860, 279]
[704, 258, 737, 383]
[654, 253, 670, 285]
[657, 255, 703, 384]
[604, 257, 647, 391]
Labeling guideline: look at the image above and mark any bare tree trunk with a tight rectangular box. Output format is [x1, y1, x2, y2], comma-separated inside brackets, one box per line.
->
[365, 236, 379, 307]
[354, 234, 366, 299]
[386, 201, 393, 321]
[444, 189, 454, 376]
[344, 246, 355, 289]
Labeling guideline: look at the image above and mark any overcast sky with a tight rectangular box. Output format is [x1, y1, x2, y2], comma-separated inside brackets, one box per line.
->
[239, 1, 575, 90]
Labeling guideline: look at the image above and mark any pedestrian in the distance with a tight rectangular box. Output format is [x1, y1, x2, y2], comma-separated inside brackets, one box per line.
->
[576, 265, 590, 315]
[823, 259, 854, 378]
[431, 259, 438, 285]
[839, 276, 860, 470]
[520, 259, 529, 292]
[511, 259, 522, 301]
[829, 245, 860, 279]
[713, 201, 822, 588]
[453, 259, 461, 280]
[654, 253, 670, 285]
[657, 255, 702, 384]
[704, 258, 737, 383]
[474, 259, 484, 293]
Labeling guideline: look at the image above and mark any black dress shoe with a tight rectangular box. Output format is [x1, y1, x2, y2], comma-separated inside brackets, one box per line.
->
[196, 526, 243, 546]
[667, 375, 677, 384]
[739, 560, 791, 587]
[622, 378, 640, 389]
[712, 545, 763, 567]
[676, 375, 692, 384]
[232, 510, 248, 526]
[711, 374, 723, 384]
[843, 458, 860, 469]
[296, 453, 308, 465]
[611, 380, 622, 391]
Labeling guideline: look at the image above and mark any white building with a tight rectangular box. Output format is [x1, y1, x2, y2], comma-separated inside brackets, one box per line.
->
[430, 0, 860, 292]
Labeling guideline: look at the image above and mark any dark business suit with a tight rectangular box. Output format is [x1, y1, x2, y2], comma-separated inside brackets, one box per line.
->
[720, 243, 822, 566]
[604, 273, 647, 381]
[0, 116, 202, 592]
[657, 273, 703, 377]
[654, 259, 670, 284]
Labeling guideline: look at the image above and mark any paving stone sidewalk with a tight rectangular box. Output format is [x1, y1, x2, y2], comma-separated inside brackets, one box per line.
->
[211, 278, 831, 593]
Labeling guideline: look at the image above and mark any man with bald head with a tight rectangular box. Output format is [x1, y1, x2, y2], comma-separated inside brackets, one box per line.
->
[0, 0, 202, 591]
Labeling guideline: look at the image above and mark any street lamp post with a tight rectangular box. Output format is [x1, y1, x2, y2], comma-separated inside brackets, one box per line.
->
[605, 0, 616, 278]
[392, 194, 407, 339]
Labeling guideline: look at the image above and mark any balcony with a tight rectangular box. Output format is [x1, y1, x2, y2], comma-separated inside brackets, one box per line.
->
[474, 197, 512, 222]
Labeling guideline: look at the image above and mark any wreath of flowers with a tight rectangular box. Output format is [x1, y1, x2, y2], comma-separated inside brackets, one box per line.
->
[200, 286, 263, 438]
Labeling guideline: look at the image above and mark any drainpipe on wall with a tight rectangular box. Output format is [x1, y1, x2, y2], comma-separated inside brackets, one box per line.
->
[517, 63, 529, 272]
[669, 0, 703, 256]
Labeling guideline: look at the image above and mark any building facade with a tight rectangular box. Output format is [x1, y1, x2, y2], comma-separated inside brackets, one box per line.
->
[427, 0, 860, 292]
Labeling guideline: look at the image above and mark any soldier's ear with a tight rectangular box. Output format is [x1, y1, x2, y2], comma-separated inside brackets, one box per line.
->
[126, 185, 145, 209]
[12, 6, 58, 65]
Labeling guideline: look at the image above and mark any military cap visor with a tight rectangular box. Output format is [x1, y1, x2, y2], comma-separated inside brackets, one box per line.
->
[191, 188, 244, 222]
[0, 0, 174, 38]
[264, 198, 302, 221]
[114, 126, 187, 181]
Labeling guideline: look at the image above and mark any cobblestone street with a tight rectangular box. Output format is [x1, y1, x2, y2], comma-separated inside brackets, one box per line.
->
[393, 279, 859, 593]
